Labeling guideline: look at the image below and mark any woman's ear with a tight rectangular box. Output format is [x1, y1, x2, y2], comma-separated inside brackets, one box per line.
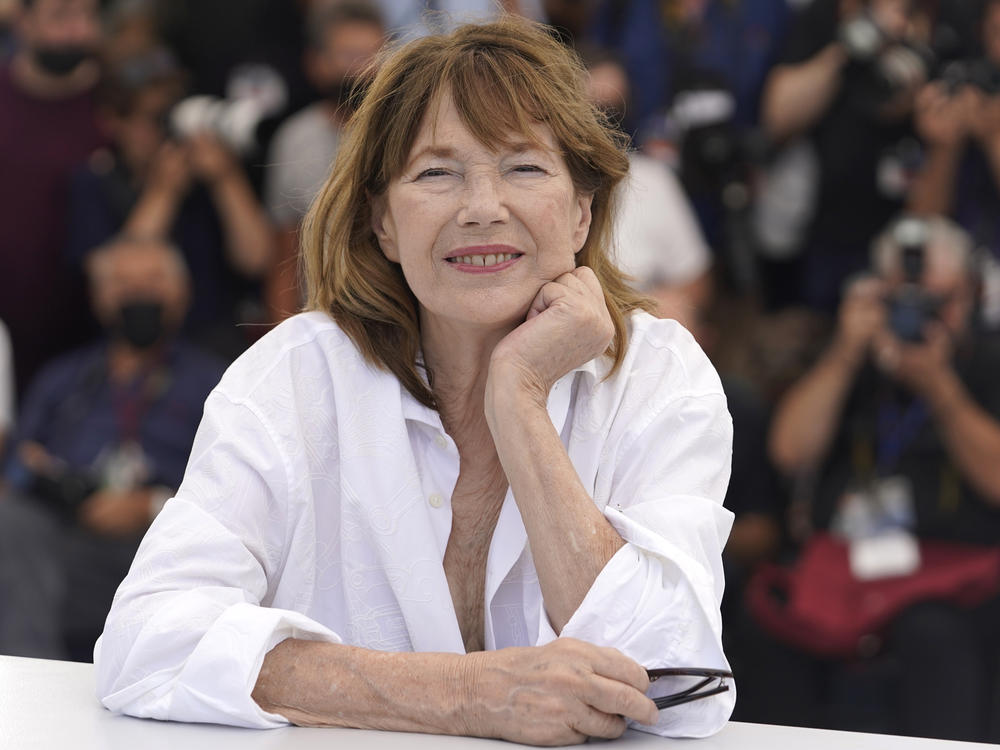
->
[369, 192, 399, 262]
[573, 192, 594, 253]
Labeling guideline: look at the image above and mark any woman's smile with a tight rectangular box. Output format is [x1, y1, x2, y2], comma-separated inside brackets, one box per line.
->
[444, 245, 523, 272]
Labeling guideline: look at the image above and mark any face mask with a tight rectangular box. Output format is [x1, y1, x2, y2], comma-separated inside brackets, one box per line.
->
[116, 301, 165, 350]
[33, 46, 91, 76]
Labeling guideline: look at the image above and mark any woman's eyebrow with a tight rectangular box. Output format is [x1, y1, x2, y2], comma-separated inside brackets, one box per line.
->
[506, 141, 549, 156]
[406, 145, 457, 168]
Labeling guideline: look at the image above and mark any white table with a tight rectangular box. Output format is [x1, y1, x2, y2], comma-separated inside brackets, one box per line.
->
[0, 656, 994, 749]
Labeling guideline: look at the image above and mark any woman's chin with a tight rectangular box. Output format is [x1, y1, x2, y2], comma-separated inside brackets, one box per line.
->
[419, 303, 529, 337]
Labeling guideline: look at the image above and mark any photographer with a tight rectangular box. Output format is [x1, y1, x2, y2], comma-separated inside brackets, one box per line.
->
[762, 0, 932, 311]
[908, 0, 1000, 265]
[263, 0, 385, 321]
[0, 236, 224, 661]
[767, 215, 1000, 741]
[67, 46, 273, 359]
[0, 0, 106, 396]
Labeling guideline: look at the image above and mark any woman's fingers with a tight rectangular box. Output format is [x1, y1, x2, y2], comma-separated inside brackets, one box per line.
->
[469, 640, 657, 744]
[579, 674, 659, 727]
[587, 642, 652, 693]
[569, 704, 629, 740]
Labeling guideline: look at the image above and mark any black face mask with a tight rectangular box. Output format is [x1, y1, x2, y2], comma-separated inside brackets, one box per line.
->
[33, 46, 91, 76]
[116, 301, 166, 350]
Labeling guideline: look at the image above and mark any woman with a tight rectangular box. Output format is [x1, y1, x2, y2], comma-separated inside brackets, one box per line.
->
[95, 18, 735, 745]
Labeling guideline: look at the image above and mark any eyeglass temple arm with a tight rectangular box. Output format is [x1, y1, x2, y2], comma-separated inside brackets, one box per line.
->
[653, 682, 730, 710]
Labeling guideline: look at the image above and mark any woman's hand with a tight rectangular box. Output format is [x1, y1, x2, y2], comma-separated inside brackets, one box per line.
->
[488, 266, 614, 409]
[463, 638, 658, 745]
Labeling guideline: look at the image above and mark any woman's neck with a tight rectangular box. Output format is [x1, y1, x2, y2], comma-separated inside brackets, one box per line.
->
[420, 316, 512, 453]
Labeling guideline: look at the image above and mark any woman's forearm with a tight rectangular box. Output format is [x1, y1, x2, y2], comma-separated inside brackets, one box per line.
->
[252, 637, 658, 744]
[486, 385, 624, 633]
[252, 639, 473, 733]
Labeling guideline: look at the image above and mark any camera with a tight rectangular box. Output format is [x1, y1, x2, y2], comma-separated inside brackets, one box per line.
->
[169, 63, 287, 156]
[937, 58, 1000, 96]
[30, 466, 100, 517]
[663, 85, 756, 212]
[838, 10, 934, 106]
[884, 218, 941, 342]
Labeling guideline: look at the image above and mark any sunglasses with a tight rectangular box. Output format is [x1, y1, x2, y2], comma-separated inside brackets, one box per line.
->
[646, 667, 732, 710]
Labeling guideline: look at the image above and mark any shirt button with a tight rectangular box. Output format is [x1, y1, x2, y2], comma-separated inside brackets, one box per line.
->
[428, 493, 444, 508]
[434, 433, 448, 449]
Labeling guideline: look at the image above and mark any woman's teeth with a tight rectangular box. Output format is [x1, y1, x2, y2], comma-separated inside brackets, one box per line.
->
[447, 253, 519, 267]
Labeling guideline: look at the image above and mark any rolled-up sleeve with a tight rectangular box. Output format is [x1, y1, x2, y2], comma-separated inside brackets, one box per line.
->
[94, 390, 339, 728]
[561, 372, 735, 737]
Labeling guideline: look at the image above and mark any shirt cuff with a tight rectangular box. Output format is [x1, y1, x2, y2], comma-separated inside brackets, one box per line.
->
[558, 507, 734, 737]
[98, 602, 341, 728]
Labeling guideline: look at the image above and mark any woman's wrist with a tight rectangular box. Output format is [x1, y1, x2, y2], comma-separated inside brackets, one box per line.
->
[485, 358, 549, 420]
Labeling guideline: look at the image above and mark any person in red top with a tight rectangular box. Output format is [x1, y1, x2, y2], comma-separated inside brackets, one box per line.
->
[0, 0, 105, 395]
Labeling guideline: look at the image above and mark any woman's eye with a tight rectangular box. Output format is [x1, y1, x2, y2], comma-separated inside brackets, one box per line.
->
[416, 167, 450, 178]
[511, 164, 544, 174]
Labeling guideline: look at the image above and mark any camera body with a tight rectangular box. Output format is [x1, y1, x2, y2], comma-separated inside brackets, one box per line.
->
[937, 58, 1000, 96]
[884, 218, 941, 343]
[31, 467, 100, 517]
[169, 95, 265, 156]
[886, 280, 939, 342]
[838, 10, 934, 104]
[168, 63, 288, 156]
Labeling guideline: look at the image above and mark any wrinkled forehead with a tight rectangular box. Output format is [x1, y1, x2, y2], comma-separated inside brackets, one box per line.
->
[410, 86, 557, 160]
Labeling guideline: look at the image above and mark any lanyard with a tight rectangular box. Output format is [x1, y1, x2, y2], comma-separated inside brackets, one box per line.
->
[875, 398, 928, 474]
[110, 358, 169, 444]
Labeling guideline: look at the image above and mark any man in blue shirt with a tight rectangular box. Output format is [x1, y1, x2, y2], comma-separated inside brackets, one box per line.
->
[0, 235, 225, 660]
[588, 0, 791, 131]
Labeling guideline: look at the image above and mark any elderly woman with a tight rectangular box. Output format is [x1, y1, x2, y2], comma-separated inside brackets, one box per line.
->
[95, 18, 735, 745]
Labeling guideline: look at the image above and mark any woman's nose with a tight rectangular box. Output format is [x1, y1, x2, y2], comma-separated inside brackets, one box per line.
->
[457, 173, 509, 226]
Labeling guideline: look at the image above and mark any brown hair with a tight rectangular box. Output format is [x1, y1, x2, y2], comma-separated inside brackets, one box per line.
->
[302, 16, 651, 409]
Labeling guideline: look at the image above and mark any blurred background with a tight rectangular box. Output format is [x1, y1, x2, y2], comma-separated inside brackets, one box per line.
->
[1, 0, 1000, 743]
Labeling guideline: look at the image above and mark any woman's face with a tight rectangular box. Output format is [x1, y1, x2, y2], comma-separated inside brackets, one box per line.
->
[372, 89, 593, 334]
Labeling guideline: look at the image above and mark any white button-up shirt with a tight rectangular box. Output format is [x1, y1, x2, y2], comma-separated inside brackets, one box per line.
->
[95, 310, 736, 737]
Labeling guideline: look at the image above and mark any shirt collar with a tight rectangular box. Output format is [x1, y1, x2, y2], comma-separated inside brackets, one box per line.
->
[400, 356, 603, 437]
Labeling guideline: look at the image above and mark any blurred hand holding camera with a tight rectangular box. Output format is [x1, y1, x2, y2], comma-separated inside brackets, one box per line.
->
[873, 318, 956, 400]
[832, 276, 888, 368]
[146, 140, 192, 198]
[186, 131, 240, 186]
[914, 82, 973, 149]
[966, 87, 1000, 155]
[77, 487, 156, 538]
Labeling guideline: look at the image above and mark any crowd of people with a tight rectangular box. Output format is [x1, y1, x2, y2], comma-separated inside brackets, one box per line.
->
[1, 0, 999, 743]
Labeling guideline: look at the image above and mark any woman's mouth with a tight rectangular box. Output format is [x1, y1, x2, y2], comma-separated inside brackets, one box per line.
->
[446, 252, 521, 267]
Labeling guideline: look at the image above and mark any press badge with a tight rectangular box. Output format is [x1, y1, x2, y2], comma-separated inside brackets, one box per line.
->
[850, 529, 921, 580]
[836, 476, 922, 580]
[96, 441, 152, 491]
